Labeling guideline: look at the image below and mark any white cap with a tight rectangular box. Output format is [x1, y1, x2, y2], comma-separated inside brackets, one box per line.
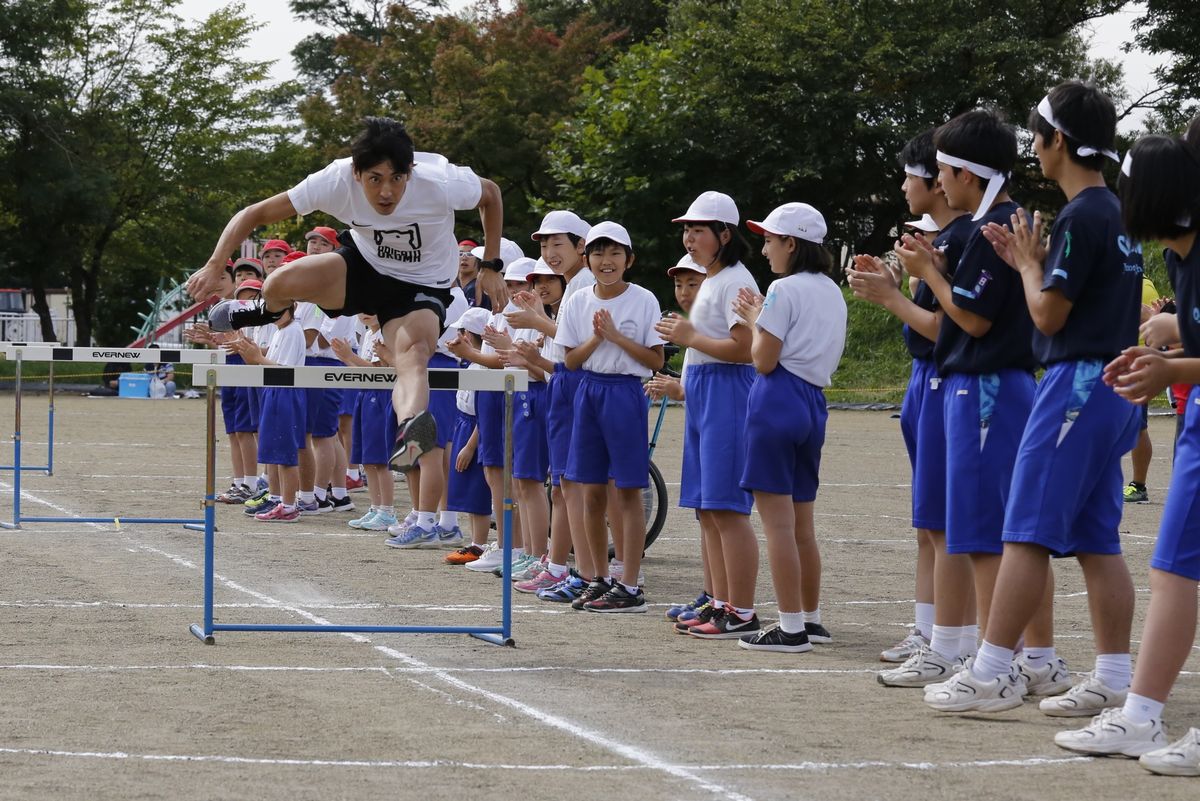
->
[531, 210, 591, 241]
[526, 258, 557, 280]
[503, 257, 538, 282]
[448, 306, 492, 336]
[666, 254, 706, 276]
[584, 221, 633, 249]
[747, 203, 827, 244]
[672, 191, 739, 225]
[498, 237, 525, 267]
[903, 214, 940, 233]
[469, 245, 485, 260]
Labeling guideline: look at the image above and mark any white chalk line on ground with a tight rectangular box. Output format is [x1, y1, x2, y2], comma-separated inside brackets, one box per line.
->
[0, 479, 755, 801]
[0, 745, 1098, 773]
[0, 663, 885, 677]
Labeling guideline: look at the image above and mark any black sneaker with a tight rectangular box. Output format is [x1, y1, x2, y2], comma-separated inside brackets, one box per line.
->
[805, 622, 833, 644]
[329, 494, 355, 513]
[314, 497, 335, 514]
[389, 411, 438, 472]
[738, 626, 813, 653]
[584, 584, 647, 613]
[674, 601, 718, 634]
[209, 299, 285, 332]
[571, 578, 613, 610]
[690, 611, 761, 639]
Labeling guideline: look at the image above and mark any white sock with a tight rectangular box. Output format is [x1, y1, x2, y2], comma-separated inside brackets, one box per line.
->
[347, 468, 360, 481]
[236, 477, 249, 490]
[313, 486, 327, 502]
[972, 640, 1015, 682]
[1023, 646, 1056, 668]
[802, 608, 821, 625]
[331, 486, 348, 500]
[298, 491, 315, 504]
[931, 625, 962, 661]
[379, 505, 394, 516]
[439, 511, 458, 529]
[548, 561, 568, 578]
[730, 605, 754, 619]
[915, 602, 935, 640]
[712, 599, 727, 610]
[778, 611, 805, 634]
[960, 624, 980, 658]
[621, 582, 640, 595]
[269, 494, 281, 502]
[1123, 692, 1165, 725]
[1094, 653, 1132, 691]
[416, 511, 436, 529]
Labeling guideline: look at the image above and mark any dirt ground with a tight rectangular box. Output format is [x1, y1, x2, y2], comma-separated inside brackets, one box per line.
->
[0, 393, 1195, 801]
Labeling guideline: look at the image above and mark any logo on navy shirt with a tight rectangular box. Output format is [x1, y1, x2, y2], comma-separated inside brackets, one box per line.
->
[373, 224, 423, 263]
[1118, 235, 1144, 273]
[973, 269, 993, 297]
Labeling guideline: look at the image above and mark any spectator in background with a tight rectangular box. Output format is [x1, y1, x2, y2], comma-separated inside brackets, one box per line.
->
[306, 226, 339, 255]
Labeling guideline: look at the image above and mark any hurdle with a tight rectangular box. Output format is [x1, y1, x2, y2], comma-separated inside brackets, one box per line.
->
[0, 342, 60, 475]
[188, 363, 529, 647]
[0, 344, 226, 530]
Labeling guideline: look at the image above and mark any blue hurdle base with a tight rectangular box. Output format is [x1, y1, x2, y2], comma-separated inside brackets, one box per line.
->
[189, 624, 216, 645]
[190, 622, 516, 646]
[17, 516, 206, 525]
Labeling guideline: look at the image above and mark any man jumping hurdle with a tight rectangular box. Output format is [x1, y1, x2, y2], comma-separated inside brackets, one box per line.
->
[185, 117, 506, 471]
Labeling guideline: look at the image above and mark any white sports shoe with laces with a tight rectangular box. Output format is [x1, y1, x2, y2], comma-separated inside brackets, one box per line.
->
[1054, 708, 1166, 756]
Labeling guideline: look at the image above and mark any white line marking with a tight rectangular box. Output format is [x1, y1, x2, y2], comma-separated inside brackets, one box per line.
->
[0, 663, 883, 676]
[0, 746, 1097, 773]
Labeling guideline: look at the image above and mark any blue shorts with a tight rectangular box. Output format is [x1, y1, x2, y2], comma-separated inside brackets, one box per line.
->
[1151, 386, 1200, 580]
[219, 354, 256, 435]
[514, 380, 550, 481]
[475, 387, 505, 469]
[248, 387, 261, 430]
[427, 353, 459, 449]
[900, 358, 947, 531]
[565, 372, 649, 488]
[943, 369, 1035, 555]
[351, 389, 397, 466]
[447, 411, 491, 515]
[546, 364, 584, 484]
[1003, 360, 1139, 556]
[338, 387, 359, 417]
[258, 388, 307, 467]
[680, 362, 754, 514]
[304, 356, 343, 438]
[739, 367, 827, 502]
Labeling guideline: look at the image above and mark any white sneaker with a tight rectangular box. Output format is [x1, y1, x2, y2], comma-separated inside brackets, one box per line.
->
[1018, 655, 1074, 697]
[880, 627, 929, 663]
[464, 542, 503, 572]
[1054, 708, 1167, 756]
[1140, 727, 1200, 776]
[1039, 673, 1126, 718]
[924, 666, 1024, 713]
[878, 645, 956, 688]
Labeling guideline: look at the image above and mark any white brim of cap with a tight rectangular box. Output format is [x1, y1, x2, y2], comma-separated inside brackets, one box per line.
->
[667, 264, 707, 276]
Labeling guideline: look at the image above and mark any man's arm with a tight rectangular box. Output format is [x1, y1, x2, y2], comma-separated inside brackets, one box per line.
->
[185, 191, 299, 301]
[473, 178, 508, 308]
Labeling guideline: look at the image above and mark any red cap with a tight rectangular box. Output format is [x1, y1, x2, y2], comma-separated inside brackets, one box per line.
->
[282, 251, 307, 263]
[261, 239, 292, 256]
[305, 226, 339, 247]
[458, 239, 478, 248]
[235, 279, 263, 294]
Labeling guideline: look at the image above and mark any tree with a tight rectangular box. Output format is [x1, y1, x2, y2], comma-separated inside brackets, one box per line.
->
[0, 0, 289, 345]
[1132, 0, 1200, 129]
[547, 0, 1127, 297]
[525, 0, 670, 44]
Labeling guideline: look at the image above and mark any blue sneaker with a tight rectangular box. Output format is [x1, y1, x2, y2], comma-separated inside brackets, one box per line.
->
[537, 572, 588, 603]
[296, 498, 321, 516]
[361, 511, 398, 532]
[667, 591, 712, 622]
[349, 509, 380, 529]
[246, 498, 279, 517]
[437, 525, 465, 548]
[385, 523, 441, 549]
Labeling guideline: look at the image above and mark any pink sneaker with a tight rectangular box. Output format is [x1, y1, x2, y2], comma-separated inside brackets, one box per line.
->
[256, 503, 299, 522]
[345, 475, 367, 492]
[515, 569, 568, 594]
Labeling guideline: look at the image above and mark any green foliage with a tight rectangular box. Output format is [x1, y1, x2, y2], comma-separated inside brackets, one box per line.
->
[831, 285, 911, 405]
[1132, 0, 1200, 127]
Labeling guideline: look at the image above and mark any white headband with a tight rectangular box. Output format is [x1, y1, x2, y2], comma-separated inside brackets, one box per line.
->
[936, 150, 1008, 221]
[904, 163, 933, 179]
[1037, 95, 1120, 162]
[1121, 151, 1133, 177]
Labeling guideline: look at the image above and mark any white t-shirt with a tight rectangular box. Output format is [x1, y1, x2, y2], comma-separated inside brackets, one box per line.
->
[687, 262, 757, 366]
[554, 283, 663, 378]
[265, 320, 307, 368]
[287, 153, 482, 289]
[437, 287, 469, 358]
[318, 313, 358, 361]
[562, 268, 596, 306]
[359, 328, 384, 365]
[456, 363, 485, 416]
[756, 272, 847, 387]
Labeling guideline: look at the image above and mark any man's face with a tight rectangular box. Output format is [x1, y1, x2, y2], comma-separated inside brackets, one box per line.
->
[354, 159, 412, 215]
[306, 236, 334, 255]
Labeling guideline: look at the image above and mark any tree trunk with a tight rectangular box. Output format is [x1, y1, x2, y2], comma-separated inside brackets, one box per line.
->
[27, 268, 58, 343]
[67, 252, 90, 346]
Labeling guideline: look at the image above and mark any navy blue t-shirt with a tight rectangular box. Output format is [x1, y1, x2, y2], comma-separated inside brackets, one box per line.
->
[934, 200, 1036, 374]
[903, 213, 973, 360]
[1034, 187, 1142, 364]
[1168, 243, 1200, 357]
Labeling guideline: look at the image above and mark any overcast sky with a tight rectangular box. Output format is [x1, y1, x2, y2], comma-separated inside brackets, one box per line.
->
[177, 0, 1167, 132]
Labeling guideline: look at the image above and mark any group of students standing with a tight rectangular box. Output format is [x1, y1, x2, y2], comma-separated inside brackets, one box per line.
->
[845, 80, 1200, 776]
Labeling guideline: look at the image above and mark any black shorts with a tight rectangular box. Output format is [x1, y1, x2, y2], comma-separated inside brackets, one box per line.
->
[321, 231, 454, 329]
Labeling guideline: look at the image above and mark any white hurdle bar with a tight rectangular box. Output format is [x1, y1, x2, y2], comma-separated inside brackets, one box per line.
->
[188, 363, 529, 648]
[0, 342, 61, 475]
[0, 345, 226, 530]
